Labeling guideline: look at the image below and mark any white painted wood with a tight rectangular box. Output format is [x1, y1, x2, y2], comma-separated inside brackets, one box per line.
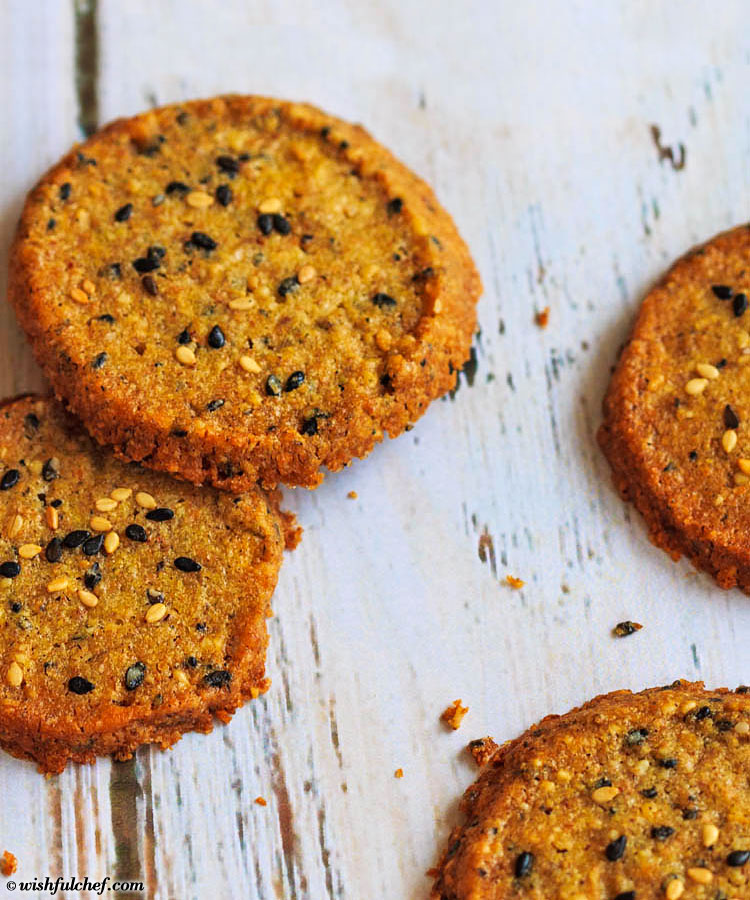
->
[1, 1, 749, 898]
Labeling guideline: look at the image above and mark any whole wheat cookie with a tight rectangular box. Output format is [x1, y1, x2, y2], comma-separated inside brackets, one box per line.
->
[599, 225, 750, 592]
[432, 680, 750, 900]
[0, 396, 297, 773]
[9, 95, 481, 490]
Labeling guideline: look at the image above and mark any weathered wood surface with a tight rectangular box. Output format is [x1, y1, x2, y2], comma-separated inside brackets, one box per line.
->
[0, 1, 748, 898]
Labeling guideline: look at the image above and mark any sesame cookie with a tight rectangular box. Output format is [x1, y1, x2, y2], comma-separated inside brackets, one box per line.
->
[599, 225, 750, 592]
[0, 396, 296, 773]
[9, 95, 481, 490]
[432, 681, 750, 900]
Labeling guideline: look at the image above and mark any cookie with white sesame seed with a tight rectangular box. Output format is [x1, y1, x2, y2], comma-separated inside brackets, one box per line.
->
[0, 396, 298, 774]
[598, 224, 750, 592]
[9, 95, 481, 491]
[432, 680, 750, 900]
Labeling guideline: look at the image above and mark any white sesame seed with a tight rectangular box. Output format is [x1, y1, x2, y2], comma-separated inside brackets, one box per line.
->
[103, 531, 120, 555]
[78, 589, 99, 608]
[735, 720, 750, 735]
[665, 878, 684, 900]
[17, 543, 42, 559]
[135, 492, 157, 509]
[686, 378, 709, 395]
[145, 602, 167, 624]
[186, 190, 214, 208]
[95, 497, 118, 512]
[239, 355, 261, 374]
[591, 785, 619, 803]
[70, 287, 89, 305]
[228, 298, 254, 310]
[686, 867, 713, 885]
[45, 506, 59, 530]
[110, 487, 132, 502]
[696, 363, 720, 380]
[46, 576, 69, 593]
[738, 458, 750, 475]
[6, 661, 23, 687]
[702, 823, 719, 847]
[258, 198, 282, 213]
[89, 516, 112, 532]
[175, 345, 197, 366]
[723, 429, 738, 453]
[297, 264, 317, 284]
[7, 514, 23, 540]
[82, 278, 96, 295]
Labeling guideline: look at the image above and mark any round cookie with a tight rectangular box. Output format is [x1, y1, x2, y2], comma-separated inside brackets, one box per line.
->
[599, 225, 750, 592]
[432, 681, 750, 900]
[9, 95, 481, 490]
[0, 396, 296, 773]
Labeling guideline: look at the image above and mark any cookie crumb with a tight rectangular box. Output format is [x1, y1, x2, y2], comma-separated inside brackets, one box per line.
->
[441, 699, 469, 730]
[347, 490, 358, 499]
[613, 620, 643, 638]
[535, 306, 550, 328]
[467, 736, 499, 766]
[254, 796, 267, 806]
[1, 851, 17, 877]
[506, 574, 525, 589]
[394, 768, 403, 778]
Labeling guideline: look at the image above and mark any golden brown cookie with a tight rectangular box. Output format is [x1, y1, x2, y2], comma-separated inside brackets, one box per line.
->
[432, 681, 750, 900]
[9, 95, 481, 490]
[598, 225, 750, 592]
[0, 396, 295, 773]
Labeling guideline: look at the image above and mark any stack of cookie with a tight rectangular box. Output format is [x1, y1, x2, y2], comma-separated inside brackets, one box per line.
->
[0, 95, 480, 772]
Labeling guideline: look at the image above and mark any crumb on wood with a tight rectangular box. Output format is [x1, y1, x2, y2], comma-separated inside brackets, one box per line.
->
[1, 850, 17, 877]
[394, 767, 403, 778]
[535, 306, 550, 328]
[254, 796, 267, 806]
[506, 574, 525, 589]
[441, 699, 469, 730]
[467, 736, 500, 766]
[347, 490, 357, 499]
[425, 867, 440, 878]
[613, 620, 643, 638]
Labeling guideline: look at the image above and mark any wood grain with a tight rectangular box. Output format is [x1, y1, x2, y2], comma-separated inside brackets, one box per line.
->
[1, 1, 749, 898]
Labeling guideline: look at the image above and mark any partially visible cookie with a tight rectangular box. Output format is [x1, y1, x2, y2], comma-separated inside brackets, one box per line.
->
[599, 225, 750, 591]
[432, 681, 750, 900]
[0, 396, 295, 773]
[9, 95, 481, 490]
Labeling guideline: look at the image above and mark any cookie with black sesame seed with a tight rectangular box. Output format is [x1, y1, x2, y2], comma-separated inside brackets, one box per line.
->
[0, 396, 299, 774]
[598, 225, 750, 593]
[431, 681, 750, 900]
[9, 95, 481, 490]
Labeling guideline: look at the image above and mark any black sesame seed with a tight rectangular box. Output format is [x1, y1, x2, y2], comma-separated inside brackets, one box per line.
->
[273, 214, 291, 235]
[711, 284, 733, 299]
[734, 292, 748, 317]
[68, 676, 94, 695]
[107, 263, 122, 279]
[185, 655, 198, 668]
[0, 561, 21, 579]
[650, 826, 675, 841]
[51, 499, 62, 508]
[146, 508, 174, 522]
[593, 777, 612, 789]
[278, 275, 299, 298]
[82, 534, 104, 556]
[257, 214, 274, 235]
[172, 429, 188, 437]
[133, 255, 160, 274]
[91, 352, 108, 370]
[605, 835, 627, 861]
[207, 325, 226, 349]
[47, 218, 56, 230]
[715, 718, 734, 731]
[177, 328, 191, 344]
[300, 416, 319, 436]
[641, 787, 658, 798]
[614, 893, 636, 900]
[514, 851, 534, 878]
[175, 556, 201, 573]
[10, 602, 21, 613]
[659, 757, 678, 769]
[727, 850, 750, 866]
[266, 374, 283, 396]
[125, 524, 148, 543]
[195, 622, 207, 632]
[285, 371, 305, 392]
[613, 620, 641, 637]
[216, 154, 239, 176]
[625, 727, 649, 745]
[695, 705, 713, 720]
[114, 202, 133, 222]
[204, 669, 232, 688]
[59, 182, 71, 201]
[84, 562, 102, 590]
[45, 538, 63, 563]
[725, 404, 740, 429]
[142, 275, 158, 296]
[166, 180, 189, 195]
[190, 231, 217, 251]
[688, 449, 698, 461]
[42, 458, 59, 481]
[206, 399, 225, 412]
[387, 197, 403, 215]
[0, 469, 20, 490]
[124, 662, 146, 691]
[215, 184, 233, 206]
[24, 413, 40, 432]
[372, 292, 397, 308]
[148, 245, 166, 261]
[63, 530, 90, 549]
[682, 808, 698, 820]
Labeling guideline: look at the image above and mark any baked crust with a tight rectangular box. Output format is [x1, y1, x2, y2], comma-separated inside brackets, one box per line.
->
[0, 396, 294, 773]
[432, 681, 750, 899]
[9, 95, 481, 490]
[599, 224, 750, 591]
